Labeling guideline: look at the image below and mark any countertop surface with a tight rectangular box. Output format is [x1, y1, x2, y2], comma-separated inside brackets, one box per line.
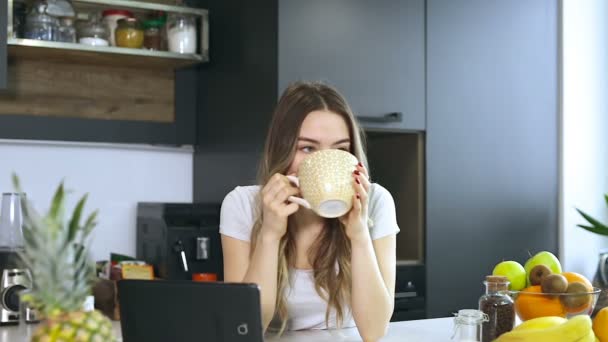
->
[0, 317, 456, 342]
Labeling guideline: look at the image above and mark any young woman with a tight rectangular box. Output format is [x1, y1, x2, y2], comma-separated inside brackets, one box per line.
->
[219, 82, 399, 341]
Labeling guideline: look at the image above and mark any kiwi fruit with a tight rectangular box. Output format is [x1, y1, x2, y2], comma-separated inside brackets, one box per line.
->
[541, 274, 568, 293]
[529, 264, 552, 285]
[560, 282, 591, 310]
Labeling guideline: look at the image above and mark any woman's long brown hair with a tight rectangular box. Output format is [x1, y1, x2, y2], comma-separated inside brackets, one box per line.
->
[250, 81, 368, 333]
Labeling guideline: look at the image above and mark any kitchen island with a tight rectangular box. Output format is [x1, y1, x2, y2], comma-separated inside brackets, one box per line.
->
[0, 317, 456, 341]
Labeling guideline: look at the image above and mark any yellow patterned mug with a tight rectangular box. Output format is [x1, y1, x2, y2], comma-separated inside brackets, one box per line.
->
[287, 149, 359, 218]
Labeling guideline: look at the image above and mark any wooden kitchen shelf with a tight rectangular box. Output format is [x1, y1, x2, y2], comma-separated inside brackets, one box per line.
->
[8, 38, 204, 69]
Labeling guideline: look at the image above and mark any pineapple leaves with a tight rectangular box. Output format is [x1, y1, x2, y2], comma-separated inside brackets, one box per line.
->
[11, 174, 99, 316]
[48, 181, 66, 225]
[68, 194, 88, 243]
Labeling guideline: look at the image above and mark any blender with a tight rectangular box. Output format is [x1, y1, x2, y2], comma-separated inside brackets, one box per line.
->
[0, 193, 32, 325]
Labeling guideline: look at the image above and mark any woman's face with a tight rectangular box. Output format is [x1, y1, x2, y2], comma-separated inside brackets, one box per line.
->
[287, 110, 351, 175]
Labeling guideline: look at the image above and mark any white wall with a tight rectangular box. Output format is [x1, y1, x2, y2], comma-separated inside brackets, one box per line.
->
[561, 0, 608, 278]
[0, 139, 193, 261]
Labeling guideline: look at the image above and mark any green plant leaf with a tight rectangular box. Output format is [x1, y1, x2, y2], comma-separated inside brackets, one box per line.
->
[578, 224, 608, 236]
[605, 193, 608, 207]
[48, 182, 65, 224]
[576, 208, 608, 230]
[82, 210, 98, 239]
[67, 194, 87, 243]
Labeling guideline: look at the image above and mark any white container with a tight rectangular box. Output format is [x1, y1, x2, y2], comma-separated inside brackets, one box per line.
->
[167, 14, 196, 54]
[79, 37, 109, 46]
[102, 9, 133, 46]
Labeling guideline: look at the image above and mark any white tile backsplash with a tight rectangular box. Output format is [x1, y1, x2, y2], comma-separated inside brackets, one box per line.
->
[0, 139, 193, 261]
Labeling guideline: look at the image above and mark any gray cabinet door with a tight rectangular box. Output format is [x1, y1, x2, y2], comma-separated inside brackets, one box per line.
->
[0, 0, 6, 89]
[426, 0, 558, 317]
[279, 0, 425, 132]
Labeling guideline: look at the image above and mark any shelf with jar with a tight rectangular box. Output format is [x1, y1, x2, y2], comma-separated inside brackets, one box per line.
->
[7, 0, 209, 69]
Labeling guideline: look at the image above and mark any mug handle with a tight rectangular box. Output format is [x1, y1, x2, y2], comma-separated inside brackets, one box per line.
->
[285, 175, 312, 209]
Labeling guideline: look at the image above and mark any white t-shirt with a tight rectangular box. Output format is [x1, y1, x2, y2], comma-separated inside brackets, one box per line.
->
[219, 183, 400, 331]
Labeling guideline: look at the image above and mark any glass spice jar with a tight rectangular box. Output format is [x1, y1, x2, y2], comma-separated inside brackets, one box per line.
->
[115, 17, 144, 49]
[142, 18, 164, 50]
[56, 17, 76, 43]
[78, 15, 109, 46]
[452, 309, 488, 342]
[478, 275, 515, 342]
[166, 13, 196, 54]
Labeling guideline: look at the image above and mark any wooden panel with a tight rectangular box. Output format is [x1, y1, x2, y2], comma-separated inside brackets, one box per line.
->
[367, 132, 425, 262]
[7, 43, 202, 70]
[0, 56, 174, 122]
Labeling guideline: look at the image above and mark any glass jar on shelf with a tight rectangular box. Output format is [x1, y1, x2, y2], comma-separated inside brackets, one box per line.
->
[78, 14, 109, 46]
[24, 0, 59, 41]
[166, 13, 196, 54]
[115, 18, 144, 49]
[142, 18, 165, 51]
[13, 1, 28, 38]
[102, 9, 133, 46]
[56, 17, 76, 43]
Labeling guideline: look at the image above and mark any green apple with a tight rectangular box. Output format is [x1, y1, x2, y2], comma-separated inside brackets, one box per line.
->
[524, 251, 562, 286]
[492, 261, 526, 291]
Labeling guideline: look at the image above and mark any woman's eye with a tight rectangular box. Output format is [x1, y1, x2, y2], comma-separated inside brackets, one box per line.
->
[300, 146, 315, 153]
[338, 147, 349, 152]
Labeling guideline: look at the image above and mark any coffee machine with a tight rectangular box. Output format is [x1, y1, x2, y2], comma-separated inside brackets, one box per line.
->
[0, 193, 32, 325]
[136, 203, 223, 281]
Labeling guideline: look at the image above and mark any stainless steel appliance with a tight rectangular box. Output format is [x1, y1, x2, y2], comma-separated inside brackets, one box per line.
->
[0, 193, 31, 325]
[136, 203, 223, 281]
[0, 268, 32, 324]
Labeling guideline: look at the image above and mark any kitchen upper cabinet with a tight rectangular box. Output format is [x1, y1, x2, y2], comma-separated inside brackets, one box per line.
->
[278, 0, 425, 132]
[426, 0, 558, 318]
[0, 0, 6, 90]
[0, 0, 207, 145]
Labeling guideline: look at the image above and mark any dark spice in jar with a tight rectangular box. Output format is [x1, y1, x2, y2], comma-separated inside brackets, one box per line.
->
[479, 275, 515, 342]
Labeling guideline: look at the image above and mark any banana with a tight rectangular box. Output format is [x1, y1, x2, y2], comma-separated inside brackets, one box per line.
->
[575, 330, 597, 342]
[495, 315, 592, 342]
[513, 316, 568, 331]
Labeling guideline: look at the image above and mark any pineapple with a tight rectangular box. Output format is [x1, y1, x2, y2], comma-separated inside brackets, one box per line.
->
[13, 175, 117, 342]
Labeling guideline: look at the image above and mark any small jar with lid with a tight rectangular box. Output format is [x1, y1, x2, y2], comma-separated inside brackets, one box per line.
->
[478, 275, 515, 342]
[115, 18, 144, 49]
[102, 9, 133, 46]
[24, 1, 59, 41]
[452, 309, 488, 342]
[56, 17, 76, 43]
[142, 18, 165, 50]
[78, 15, 109, 46]
[166, 13, 196, 54]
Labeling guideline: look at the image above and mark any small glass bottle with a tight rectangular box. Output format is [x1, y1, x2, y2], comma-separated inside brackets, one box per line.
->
[56, 17, 76, 43]
[452, 309, 488, 342]
[478, 275, 515, 342]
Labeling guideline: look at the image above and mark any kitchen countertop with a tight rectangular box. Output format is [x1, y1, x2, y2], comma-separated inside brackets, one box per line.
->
[0, 317, 457, 342]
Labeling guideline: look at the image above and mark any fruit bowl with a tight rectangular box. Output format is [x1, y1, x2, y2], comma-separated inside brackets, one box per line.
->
[509, 287, 601, 321]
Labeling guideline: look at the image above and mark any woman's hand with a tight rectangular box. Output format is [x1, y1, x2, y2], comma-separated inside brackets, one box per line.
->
[340, 163, 371, 243]
[260, 173, 300, 240]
